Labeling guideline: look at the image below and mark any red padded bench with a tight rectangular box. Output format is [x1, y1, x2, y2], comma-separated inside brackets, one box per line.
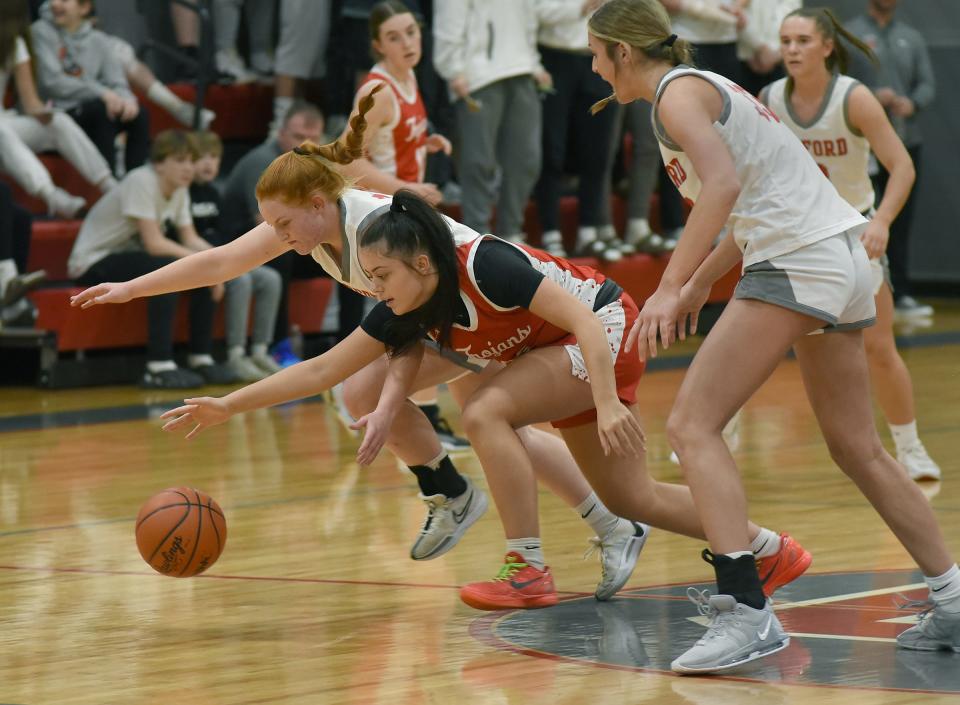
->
[1, 156, 103, 217]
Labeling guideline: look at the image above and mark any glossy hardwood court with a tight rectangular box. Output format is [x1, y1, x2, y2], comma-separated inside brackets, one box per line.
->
[1, 303, 958, 705]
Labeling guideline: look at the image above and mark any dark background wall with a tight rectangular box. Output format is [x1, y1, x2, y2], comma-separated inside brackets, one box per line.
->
[815, 0, 959, 286]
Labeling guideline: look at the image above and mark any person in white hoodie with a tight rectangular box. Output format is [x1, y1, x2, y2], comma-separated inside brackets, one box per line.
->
[31, 0, 150, 175]
[433, 0, 550, 243]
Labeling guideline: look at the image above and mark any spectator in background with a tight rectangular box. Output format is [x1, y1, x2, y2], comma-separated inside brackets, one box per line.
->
[189, 130, 282, 381]
[534, 0, 623, 261]
[0, 0, 115, 217]
[213, 0, 275, 83]
[846, 0, 936, 320]
[222, 101, 364, 365]
[0, 181, 45, 329]
[68, 130, 236, 388]
[737, 0, 800, 97]
[31, 0, 150, 175]
[268, 0, 334, 137]
[433, 0, 548, 243]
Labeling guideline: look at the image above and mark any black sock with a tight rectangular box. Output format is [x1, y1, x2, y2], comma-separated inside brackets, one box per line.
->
[407, 455, 468, 498]
[704, 549, 766, 610]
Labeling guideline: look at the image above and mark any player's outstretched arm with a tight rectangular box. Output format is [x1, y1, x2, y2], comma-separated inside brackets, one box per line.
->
[161, 327, 387, 439]
[70, 222, 288, 308]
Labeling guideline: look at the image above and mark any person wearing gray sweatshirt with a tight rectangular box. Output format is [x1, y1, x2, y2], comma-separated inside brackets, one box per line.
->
[31, 0, 150, 174]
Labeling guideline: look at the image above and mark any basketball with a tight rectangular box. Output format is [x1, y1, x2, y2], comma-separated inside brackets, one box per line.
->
[135, 487, 227, 577]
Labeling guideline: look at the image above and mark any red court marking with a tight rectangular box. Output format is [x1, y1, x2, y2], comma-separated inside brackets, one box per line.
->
[0, 563, 592, 596]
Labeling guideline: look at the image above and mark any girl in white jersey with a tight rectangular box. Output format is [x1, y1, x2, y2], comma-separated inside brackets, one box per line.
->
[333, 2, 462, 452]
[763, 8, 940, 482]
[588, 0, 960, 675]
[68, 93, 653, 607]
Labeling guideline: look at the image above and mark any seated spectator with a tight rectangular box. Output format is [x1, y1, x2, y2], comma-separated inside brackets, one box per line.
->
[31, 0, 150, 175]
[222, 101, 365, 365]
[1, 181, 45, 328]
[189, 130, 282, 381]
[68, 130, 237, 388]
[0, 0, 115, 217]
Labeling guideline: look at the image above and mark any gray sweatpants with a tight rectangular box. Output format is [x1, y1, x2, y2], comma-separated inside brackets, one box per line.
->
[455, 75, 542, 238]
[224, 265, 282, 349]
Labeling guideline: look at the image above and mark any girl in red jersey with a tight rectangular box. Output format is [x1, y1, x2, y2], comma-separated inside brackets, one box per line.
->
[158, 189, 810, 610]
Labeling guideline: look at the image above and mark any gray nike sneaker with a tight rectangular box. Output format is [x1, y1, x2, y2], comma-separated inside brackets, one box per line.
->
[896, 602, 960, 652]
[586, 520, 650, 601]
[672, 590, 790, 674]
[410, 477, 488, 560]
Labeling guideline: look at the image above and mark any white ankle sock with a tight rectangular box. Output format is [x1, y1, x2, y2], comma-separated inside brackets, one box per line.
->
[725, 550, 753, 560]
[146, 359, 177, 374]
[889, 420, 920, 453]
[575, 492, 620, 539]
[188, 354, 215, 368]
[227, 345, 245, 361]
[251, 342, 268, 357]
[147, 81, 192, 124]
[926, 564, 960, 612]
[751, 527, 781, 558]
[506, 538, 544, 570]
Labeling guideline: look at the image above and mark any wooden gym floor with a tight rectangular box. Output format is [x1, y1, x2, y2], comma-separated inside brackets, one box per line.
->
[0, 300, 958, 705]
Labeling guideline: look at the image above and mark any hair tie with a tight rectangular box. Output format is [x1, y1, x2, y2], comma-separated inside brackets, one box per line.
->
[661, 34, 677, 48]
[390, 199, 406, 214]
[292, 146, 310, 156]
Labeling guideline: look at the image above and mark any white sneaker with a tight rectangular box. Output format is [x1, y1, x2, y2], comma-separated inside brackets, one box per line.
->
[896, 602, 960, 652]
[586, 520, 649, 600]
[410, 477, 488, 560]
[250, 352, 283, 376]
[672, 591, 789, 674]
[226, 355, 268, 382]
[540, 229, 567, 257]
[215, 48, 255, 83]
[46, 188, 86, 218]
[894, 295, 934, 321]
[898, 441, 942, 481]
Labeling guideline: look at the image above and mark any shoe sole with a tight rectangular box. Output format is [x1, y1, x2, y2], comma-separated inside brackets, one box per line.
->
[459, 588, 559, 611]
[896, 641, 960, 653]
[762, 550, 813, 597]
[595, 532, 649, 601]
[410, 489, 489, 561]
[671, 636, 790, 674]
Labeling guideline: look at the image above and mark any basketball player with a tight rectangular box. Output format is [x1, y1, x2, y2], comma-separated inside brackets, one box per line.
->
[586, 0, 960, 674]
[155, 188, 811, 611]
[332, 1, 467, 452]
[761, 8, 940, 482]
[70, 91, 654, 608]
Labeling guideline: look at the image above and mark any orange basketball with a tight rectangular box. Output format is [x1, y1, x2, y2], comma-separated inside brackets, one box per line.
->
[135, 487, 227, 577]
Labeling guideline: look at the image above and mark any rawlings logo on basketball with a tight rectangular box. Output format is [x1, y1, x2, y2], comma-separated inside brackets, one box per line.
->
[159, 535, 186, 574]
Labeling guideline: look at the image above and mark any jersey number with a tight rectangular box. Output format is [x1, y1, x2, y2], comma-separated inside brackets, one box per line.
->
[726, 81, 781, 123]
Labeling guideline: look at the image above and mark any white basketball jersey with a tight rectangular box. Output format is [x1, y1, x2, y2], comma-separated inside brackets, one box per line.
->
[310, 189, 481, 296]
[652, 67, 867, 267]
[764, 74, 874, 213]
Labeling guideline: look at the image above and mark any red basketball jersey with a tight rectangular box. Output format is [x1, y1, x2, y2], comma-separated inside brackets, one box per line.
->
[358, 65, 428, 183]
[438, 237, 615, 365]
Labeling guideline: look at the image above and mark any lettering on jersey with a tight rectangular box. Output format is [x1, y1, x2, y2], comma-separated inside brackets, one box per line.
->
[405, 116, 428, 143]
[454, 325, 533, 360]
[726, 80, 781, 123]
[665, 158, 687, 189]
[802, 138, 848, 157]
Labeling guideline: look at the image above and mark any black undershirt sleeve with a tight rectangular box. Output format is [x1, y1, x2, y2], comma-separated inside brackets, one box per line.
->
[360, 300, 395, 343]
[472, 240, 546, 309]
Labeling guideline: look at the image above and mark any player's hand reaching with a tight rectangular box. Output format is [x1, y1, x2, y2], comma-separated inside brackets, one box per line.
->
[676, 279, 711, 339]
[860, 219, 890, 260]
[70, 282, 135, 308]
[161, 397, 232, 439]
[350, 406, 398, 466]
[626, 285, 682, 361]
[425, 134, 452, 155]
[596, 400, 645, 458]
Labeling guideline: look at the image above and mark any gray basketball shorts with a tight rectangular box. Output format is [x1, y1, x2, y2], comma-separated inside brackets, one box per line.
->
[735, 229, 877, 333]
